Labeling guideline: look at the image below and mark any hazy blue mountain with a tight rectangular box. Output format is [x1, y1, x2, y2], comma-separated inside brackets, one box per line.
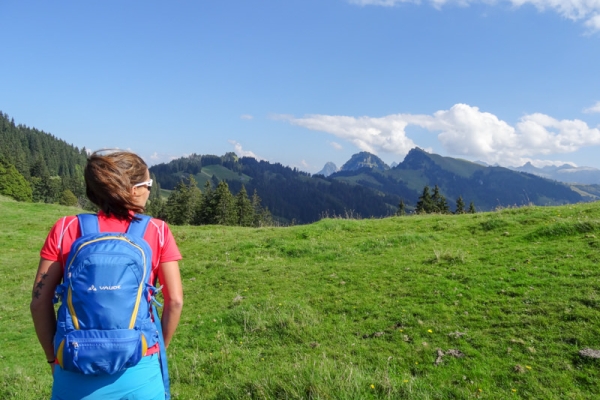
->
[316, 162, 338, 177]
[510, 162, 600, 184]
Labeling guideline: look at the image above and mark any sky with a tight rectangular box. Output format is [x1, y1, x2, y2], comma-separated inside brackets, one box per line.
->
[1, 0, 600, 173]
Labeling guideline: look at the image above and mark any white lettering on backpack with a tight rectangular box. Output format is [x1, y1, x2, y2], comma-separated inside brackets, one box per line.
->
[99, 285, 121, 290]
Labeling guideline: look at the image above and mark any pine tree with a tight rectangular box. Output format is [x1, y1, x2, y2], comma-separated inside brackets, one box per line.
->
[235, 185, 254, 226]
[455, 196, 465, 214]
[430, 185, 449, 213]
[213, 180, 236, 225]
[146, 196, 166, 220]
[437, 195, 450, 214]
[251, 189, 264, 227]
[187, 176, 202, 225]
[396, 199, 406, 216]
[415, 185, 433, 214]
[468, 201, 477, 214]
[165, 180, 193, 225]
[197, 180, 215, 224]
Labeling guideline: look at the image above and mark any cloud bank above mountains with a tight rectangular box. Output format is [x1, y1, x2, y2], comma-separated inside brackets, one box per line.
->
[349, 0, 600, 31]
[279, 103, 600, 168]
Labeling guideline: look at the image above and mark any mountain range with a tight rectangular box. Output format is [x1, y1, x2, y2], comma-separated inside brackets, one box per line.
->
[150, 148, 600, 224]
[508, 162, 600, 185]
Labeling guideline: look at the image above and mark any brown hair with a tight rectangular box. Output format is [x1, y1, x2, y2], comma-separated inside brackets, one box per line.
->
[84, 150, 148, 220]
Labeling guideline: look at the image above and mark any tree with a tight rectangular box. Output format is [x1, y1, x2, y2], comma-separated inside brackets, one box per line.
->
[165, 180, 194, 225]
[468, 201, 477, 214]
[213, 181, 236, 225]
[59, 189, 79, 207]
[431, 185, 449, 214]
[187, 176, 202, 223]
[455, 196, 465, 214]
[235, 185, 254, 227]
[146, 196, 167, 220]
[0, 157, 32, 202]
[415, 185, 434, 214]
[251, 189, 264, 227]
[396, 199, 406, 216]
[196, 180, 215, 224]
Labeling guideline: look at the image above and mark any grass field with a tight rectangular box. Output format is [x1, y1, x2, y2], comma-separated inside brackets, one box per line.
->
[2, 195, 600, 399]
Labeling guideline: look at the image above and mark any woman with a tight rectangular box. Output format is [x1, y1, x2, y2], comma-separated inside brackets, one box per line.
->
[30, 150, 184, 400]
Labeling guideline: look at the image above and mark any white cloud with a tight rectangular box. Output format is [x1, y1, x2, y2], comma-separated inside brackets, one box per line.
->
[329, 141, 343, 150]
[348, 0, 600, 31]
[280, 113, 418, 156]
[281, 103, 600, 167]
[240, 114, 254, 120]
[228, 140, 264, 160]
[584, 101, 600, 113]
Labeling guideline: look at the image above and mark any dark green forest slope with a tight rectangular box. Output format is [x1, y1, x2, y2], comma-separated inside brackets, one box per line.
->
[0, 112, 87, 204]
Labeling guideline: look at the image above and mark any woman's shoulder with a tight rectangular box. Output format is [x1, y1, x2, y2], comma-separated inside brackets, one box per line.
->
[49, 215, 80, 233]
[144, 217, 175, 244]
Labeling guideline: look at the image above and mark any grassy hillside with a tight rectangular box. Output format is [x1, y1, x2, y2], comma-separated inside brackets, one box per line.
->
[3, 196, 600, 399]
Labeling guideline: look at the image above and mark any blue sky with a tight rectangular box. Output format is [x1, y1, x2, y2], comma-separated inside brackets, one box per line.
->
[1, 0, 599, 172]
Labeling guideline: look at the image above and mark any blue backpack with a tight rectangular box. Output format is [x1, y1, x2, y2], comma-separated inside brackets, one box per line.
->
[53, 214, 167, 380]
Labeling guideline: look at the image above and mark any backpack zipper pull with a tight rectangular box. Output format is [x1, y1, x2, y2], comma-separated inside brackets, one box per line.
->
[72, 342, 79, 361]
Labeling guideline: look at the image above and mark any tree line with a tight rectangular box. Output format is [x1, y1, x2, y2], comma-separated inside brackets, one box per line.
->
[145, 177, 273, 227]
[396, 185, 476, 215]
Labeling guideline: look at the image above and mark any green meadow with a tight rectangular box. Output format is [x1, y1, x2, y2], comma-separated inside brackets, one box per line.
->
[2, 194, 600, 399]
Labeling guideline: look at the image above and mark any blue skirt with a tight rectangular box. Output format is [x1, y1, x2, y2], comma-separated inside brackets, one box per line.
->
[51, 353, 165, 400]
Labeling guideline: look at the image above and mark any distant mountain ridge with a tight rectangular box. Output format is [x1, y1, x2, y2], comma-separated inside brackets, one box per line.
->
[509, 162, 600, 184]
[150, 147, 597, 224]
[333, 147, 599, 210]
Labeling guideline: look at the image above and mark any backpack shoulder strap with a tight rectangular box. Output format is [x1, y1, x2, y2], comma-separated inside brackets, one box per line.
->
[127, 214, 152, 238]
[77, 213, 100, 236]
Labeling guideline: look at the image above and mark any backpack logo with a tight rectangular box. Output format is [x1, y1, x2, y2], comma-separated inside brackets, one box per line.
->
[99, 285, 121, 290]
[88, 285, 97, 292]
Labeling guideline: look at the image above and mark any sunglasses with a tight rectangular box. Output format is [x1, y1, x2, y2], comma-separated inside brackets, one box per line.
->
[133, 179, 153, 191]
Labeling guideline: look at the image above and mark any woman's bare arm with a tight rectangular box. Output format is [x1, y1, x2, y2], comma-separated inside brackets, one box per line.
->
[30, 258, 62, 362]
[157, 260, 183, 348]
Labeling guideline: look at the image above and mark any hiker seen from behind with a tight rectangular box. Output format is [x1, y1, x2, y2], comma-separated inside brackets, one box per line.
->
[30, 150, 184, 400]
